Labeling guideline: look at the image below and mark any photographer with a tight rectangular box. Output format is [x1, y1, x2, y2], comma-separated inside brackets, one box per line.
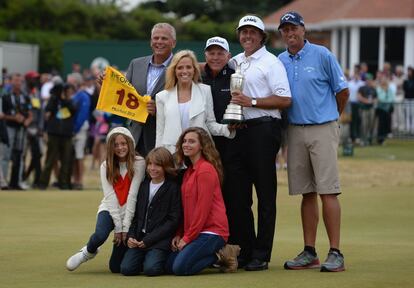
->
[1, 73, 33, 190]
[23, 71, 44, 188]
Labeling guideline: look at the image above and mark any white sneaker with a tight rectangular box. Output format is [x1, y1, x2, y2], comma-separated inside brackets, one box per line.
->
[19, 181, 30, 190]
[66, 246, 98, 271]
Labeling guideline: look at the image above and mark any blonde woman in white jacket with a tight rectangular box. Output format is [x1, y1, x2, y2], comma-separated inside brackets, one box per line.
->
[66, 127, 145, 272]
[155, 50, 234, 154]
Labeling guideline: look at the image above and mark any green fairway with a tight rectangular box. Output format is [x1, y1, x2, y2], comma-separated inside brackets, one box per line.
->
[1, 140, 413, 288]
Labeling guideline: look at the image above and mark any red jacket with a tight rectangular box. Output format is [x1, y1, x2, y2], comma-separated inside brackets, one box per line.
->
[180, 157, 229, 244]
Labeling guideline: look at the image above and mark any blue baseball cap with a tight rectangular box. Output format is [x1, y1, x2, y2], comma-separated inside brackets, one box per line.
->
[278, 11, 305, 30]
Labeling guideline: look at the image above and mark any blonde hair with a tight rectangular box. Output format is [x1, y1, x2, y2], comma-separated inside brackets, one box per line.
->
[105, 133, 136, 185]
[164, 50, 201, 90]
[175, 127, 223, 185]
[146, 147, 177, 178]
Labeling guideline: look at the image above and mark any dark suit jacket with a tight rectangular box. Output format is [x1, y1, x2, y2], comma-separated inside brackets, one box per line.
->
[128, 177, 182, 251]
[126, 55, 171, 156]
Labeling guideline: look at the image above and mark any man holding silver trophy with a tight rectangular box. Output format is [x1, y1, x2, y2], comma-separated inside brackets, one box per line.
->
[228, 15, 292, 271]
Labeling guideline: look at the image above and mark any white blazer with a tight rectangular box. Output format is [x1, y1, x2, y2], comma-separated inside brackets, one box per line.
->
[156, 82, 234, 154]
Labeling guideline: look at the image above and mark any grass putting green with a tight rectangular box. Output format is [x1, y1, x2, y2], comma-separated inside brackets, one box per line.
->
[1, 139, 413, 288]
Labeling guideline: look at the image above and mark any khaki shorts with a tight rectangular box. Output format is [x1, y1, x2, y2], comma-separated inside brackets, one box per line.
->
[287, 121, 341, 195]
[73, 129, 88, 160]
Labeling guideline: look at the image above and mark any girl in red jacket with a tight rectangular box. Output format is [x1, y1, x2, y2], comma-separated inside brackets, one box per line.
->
[165, 127, 239, 275]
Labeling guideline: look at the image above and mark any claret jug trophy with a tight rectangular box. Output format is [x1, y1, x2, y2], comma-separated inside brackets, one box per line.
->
[222, 62, 245, 124]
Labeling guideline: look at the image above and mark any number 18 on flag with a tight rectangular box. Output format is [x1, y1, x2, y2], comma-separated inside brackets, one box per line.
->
[96, 66, 151, 123]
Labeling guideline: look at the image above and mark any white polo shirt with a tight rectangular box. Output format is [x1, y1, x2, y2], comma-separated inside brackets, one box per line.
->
[231, 46, 291, 120]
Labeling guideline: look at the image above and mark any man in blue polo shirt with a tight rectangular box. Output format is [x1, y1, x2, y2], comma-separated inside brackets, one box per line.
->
[278, 11, 349, 272]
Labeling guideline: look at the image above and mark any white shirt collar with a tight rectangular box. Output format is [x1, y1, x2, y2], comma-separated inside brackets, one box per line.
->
[243, 45, 267, 61]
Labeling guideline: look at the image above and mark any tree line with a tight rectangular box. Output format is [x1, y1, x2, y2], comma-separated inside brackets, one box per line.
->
[0, 0, 291, 72]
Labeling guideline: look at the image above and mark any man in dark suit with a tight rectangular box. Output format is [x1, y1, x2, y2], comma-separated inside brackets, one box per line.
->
[126, 23, 176, 156]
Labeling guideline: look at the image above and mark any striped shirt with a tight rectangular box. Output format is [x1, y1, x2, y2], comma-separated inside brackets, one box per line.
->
[146, 53, 173, 95]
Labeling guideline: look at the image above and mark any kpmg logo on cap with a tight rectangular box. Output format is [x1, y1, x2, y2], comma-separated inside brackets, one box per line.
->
[243, 17, 258, 23]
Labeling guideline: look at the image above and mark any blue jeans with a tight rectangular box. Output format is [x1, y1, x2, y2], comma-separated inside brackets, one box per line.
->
[165, 233, 225, 276]
[86, 211, 128, 273]
[120, 248, 168, 276]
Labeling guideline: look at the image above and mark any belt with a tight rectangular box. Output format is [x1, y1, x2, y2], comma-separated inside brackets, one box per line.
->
[244, 116, 279, 127]
[290, 120, 336, 127]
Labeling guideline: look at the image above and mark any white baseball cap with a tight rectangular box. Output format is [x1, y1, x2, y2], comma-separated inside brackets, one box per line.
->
[205, 36, 229, 52]
[237, 15, 265, 32]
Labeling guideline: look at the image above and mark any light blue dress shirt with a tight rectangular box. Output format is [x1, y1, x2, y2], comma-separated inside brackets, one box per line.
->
[146, 53, 173, 95]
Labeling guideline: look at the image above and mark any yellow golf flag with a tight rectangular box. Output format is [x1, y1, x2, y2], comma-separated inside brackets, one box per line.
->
[96, 66, 151, 123]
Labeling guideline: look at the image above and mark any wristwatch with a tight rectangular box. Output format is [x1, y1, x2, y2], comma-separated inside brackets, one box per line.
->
[251, 97, 257, 107]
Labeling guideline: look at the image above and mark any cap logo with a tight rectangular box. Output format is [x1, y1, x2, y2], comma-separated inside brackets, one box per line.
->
[208, 39, 225, 45]
[281, 13, 296, 21]
[243, 17, 258, 23]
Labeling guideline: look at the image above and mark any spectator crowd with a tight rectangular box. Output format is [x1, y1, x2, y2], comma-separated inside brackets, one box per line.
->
[0, 65, 124, 190]
[346, 62, 414, 146]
